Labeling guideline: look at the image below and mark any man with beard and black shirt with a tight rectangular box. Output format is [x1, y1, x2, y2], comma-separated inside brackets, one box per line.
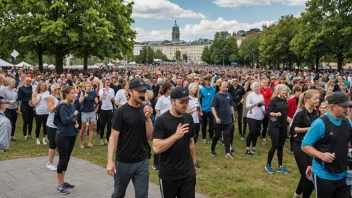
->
[153, 87, 197, 198]
[106, 78, 153, 198]
[228, 78, 246, 140]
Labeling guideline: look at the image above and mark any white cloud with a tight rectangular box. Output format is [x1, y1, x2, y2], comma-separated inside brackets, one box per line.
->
[125, 0, 206, 19]
[213, 0, 306, 7]
[135, 17, 275, 41]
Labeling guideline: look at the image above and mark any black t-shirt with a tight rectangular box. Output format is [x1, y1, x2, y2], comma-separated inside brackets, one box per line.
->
[290, 107, 319, 142]
[112, 103, 150, 163]
[228, 84, 246, 105]
[211, 92, 235, 125]
[153, 111, 196, 180]
[266, 96, 288, 127]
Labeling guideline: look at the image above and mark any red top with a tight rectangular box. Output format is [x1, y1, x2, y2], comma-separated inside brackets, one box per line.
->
[287, 97, 298, 119]
[260, 87, 273, 108]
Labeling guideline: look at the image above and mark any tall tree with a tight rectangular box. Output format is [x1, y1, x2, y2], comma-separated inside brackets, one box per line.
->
[239, 34, 260, 67]
[201, 46, 211, 64]
[175, 50, 181, 62]
[182, 53, 188, 62]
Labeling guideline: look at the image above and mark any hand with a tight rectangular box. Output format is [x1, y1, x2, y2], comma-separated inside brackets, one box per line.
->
[215, 117, 221, 124]
[276, 112, 282, 117]
[200, 112, 203, 116]
[84, 93, 88, 98]
[144, 106, 153, 118]
[173, 123, 190, 140]
[74, 110, 79, 116]
[320, 152, 335, 163]
[306, 166, 312, 181]
[9, 100, 15, 105]
[106, 161, 116, 176]
[39, 96, 42, 101]
[75, 123, 79, 129]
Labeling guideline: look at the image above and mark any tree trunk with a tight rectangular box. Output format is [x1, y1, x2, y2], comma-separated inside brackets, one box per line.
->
[337, 53, 343, 72]
[37, 46, 43, 72]
[84, 47, 88, 71]
[315, 55, 320, 74]
[55, 45, 64, 74]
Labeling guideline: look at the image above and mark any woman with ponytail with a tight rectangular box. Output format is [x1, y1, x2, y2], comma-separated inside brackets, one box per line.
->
[290, 90, 320, 198]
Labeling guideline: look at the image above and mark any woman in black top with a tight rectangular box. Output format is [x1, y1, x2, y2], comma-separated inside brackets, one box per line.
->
[265, 84, 291, 174]
[290, 89, 320, 198]
[18, 77, 34, 140]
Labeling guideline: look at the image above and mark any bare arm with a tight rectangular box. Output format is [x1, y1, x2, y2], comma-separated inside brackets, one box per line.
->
[190, 138, 196, 164]
[294, 127, 310, 133]
[32, 92, 41, 107]
[301, 145, 335, 163]
[153, 136, 177, 154]
[47, 96, 58, 113]
[145, 118, 153, 140]
[108, 129, 120, 163]
[211, 107, 218, 120]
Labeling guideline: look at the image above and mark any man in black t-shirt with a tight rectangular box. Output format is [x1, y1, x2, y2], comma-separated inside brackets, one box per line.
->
[106, 78, 153, 198]
[153, 87, 197, 198]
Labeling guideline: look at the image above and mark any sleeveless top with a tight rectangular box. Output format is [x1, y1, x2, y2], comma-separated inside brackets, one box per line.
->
[35, 91, 50, 115]
[46, 95, 60, 128]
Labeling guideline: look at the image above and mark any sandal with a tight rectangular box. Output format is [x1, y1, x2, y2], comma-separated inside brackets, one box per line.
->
[79, 144, 85, 149]
[87, 143, 93, 148]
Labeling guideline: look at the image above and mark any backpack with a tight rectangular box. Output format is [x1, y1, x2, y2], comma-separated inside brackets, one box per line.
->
[54, 103, 66, 127]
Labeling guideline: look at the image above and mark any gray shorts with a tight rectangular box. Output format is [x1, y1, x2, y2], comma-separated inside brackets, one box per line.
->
[81, 111, 96, 122]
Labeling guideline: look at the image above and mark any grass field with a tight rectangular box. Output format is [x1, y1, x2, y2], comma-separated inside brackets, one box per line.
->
[0, 115, 309, 198]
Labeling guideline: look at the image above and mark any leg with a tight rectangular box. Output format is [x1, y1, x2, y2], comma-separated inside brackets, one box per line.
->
[100, 110, 107, 139]
[208, 112, 214, 139]
[159, 178, 181, 198]
[261, 114, 269, 138]
[47, 126, 57, 165]
[112, 161, 134, 198]
[12, 109, 17, 137]
[277, 127, 288, 166]
[106, 110, 113, 142]
[42, 115, 48, 137]
[252, 120, 262, 148]
[210, 124, 222, 151]
[65, 136, 76, 169]
[80, 122, 87, 145]
[335, 177, 352, 198]
[267, 125, 280, 166]
[56, 135, 69, 186]
[88, 121, 96, 145]
[313, 174, 337, 198]
[96, 112, 101, 134]
[237, 105, 243, 136]
[201, 112, 208, 140]
[22, 109, 29, 137]
[28, 109, 34, 136]
[179, 175, 196, 198]
[223, 124, 233, 154]
[194, 123, 200, 144]
[246, 118, 256, 148]
[132, 159, 150, 198]
[243, 116, 247, 136]
[35, 114, 42, 138]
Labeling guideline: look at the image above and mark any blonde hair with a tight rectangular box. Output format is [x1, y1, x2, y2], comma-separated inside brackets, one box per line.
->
[271, 84, 287, 99]
[251, 81, 260, 91]
[145, 90, 154, 100]
[50, 83, 60, 93]
[297, 89, 320, 109]
[188, 83, 199, 98]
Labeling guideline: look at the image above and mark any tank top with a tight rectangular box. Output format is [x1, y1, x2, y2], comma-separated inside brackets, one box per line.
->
[46, 95, 59, 128]
[35, 91, 50, 115]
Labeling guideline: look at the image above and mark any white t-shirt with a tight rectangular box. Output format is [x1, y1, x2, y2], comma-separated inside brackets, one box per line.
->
[155, 95, 171, 116]
[246, 92, 265, 120]
[188, 96, 200, 123]
[35, 91, 50, 115]
[114, 89, 127, 106]
[98, 87, 115, 110]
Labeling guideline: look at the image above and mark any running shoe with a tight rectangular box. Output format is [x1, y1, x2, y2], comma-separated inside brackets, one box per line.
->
[57, 185, 70, 195]
[42, 138, 47, 145]
[63, 182, 75, 189]
[194, 162, 201, 168]
[28, 136, 33, 140]
[79, 144, 84, 149]
[252, 149, 260, 155]
[225, 153, 234, 159]
[100, 139, 104, 146]
[277, 166, 289, 174]
[246, 149, 252, 156]
[265, 164, 274, 174]
[46, 162, 57, 171]
[293, 193, 300, 198]
[262, 139, 267, 146]
[36, 139, 40, 145]
[87, 143, 93, 148]
[202, 139, 207, 144]
[152, 165, 157, 170]
[210, 149, 217, 157]
[24, 136, 28, 141]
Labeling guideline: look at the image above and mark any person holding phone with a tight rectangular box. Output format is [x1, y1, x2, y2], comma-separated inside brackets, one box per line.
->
[32, 81, 50, 145]
[153, 87, 197, 198]
[99, 79, 115, 146]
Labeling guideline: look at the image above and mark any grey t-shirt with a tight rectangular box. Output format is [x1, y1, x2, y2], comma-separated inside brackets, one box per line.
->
[3, 87, 18, 109]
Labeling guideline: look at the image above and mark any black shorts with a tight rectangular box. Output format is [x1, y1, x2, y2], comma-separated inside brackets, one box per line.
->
[47, 126, 57, 149]
[159, 175, 196, 198]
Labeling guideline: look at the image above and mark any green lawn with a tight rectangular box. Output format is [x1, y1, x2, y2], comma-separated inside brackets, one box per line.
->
[0, 115, 308, 198]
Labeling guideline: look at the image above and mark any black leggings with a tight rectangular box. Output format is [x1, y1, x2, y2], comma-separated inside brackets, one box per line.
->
[246, 118, 261, 148]
[56, 135, 76, 174]
[293, 140, 314, 197]
[201, 111, 214, 139]
[243, 116, 248, 136]
[5, 109, 17, 136]
[100, 110, 113, 140]
[267, 124, 287, 166]
[235, 105, 243, 136]
[35, 114, 48, 138]
[21, 107, 34, 137]
[261, 114, 269, 138]
[211, 124, 233, 154]
[194, 123, 200, 144]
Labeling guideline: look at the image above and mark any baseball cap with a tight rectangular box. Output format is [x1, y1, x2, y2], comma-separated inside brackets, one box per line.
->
[327, 92, 352, 107]
[170, 87, 190, 100]
[129, 78, 147, 91]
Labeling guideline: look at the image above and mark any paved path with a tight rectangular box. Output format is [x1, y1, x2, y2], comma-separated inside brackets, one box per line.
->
[0, 157, 206, 198]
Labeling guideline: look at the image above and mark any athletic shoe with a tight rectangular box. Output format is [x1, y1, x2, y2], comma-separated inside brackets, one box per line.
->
[265, 164, 274, 174]
[57, 185, 70, 195]
[219, 138, 224, 145]
[63, 182, 75, 189]
[262, 139, 267, 146]
[36, 139, 40, 145]
[210, 149, 217, 157]
[152, 165, 157, 170]
[46, 162, 57, 171]
[246, 149, 252, 156]
[24, 136, 28, 141]
[202, 139, 207, 144]
[293, 193, 300, 198]
[225, 153, 234, 159]
[252, 149, 260, 155]
[100, 139, 104, 146]
[240, 136, 245, 141]
[277, 166, 289, 174]
[194, 162, 201, 168]
[28, 136, 33, 140]
[105, 139, 108, 144]
[87, 143, 93, 148]
[10, 137, 17, 142]
[42, 138, 47, 145]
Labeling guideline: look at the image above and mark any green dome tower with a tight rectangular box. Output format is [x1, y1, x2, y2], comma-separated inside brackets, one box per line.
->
[172, 20, 180, 41]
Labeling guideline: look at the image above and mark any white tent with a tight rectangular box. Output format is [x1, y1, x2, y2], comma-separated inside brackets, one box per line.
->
[0, 58, 14, 67]
[15, 61, 33, 68]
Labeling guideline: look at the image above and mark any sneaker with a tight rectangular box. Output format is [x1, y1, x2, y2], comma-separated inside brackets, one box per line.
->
[46, 162, 57, 171]
[225, 153, 234, 159]
[252, 149, 260, 155]
[105, 139, 108, 144]
[219, 138, 224, 145]
[79, 144, 84, 149]
[152, 165, 157, 170]
[277, 166, 289, 174]
[202, 139, 207, 144]
[210, 149, 217, 157]
[87, 143, 93, 148]
[36, 139, 40, 145]
[24, 136, 28, 141]
[194, 162, 201, 168]
[240, 136, 245, 141]
[265, 164, 274, 174]
[262, 139, 267, 146]
[100, 139, 104, 146]
[42, 138, 47, 145]
[293, 193, 300, 198]
[246, 149, 252, 156]
[63, 182, 75, 189]
[10, 137, 17, 142]
[57, 185, 70, 195]
[28, 136, 33, 140]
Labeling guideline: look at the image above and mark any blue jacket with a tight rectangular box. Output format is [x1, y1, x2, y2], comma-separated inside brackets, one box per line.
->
[56, 103, 78, 137]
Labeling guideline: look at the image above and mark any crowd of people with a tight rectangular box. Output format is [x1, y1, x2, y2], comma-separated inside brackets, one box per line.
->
[1, 65, 352, 197]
